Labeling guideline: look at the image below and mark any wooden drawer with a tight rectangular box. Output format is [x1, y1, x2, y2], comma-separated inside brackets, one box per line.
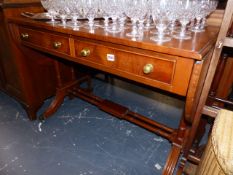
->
[74, 40, 194, 96]
[18, 26, 70, 55]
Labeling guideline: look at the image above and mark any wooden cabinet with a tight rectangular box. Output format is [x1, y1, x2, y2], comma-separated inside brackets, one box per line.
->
[0, 5, 5, 90]
[0, 1, 58, 120]
[0, 1, 92, 120]
[0, 67, 4, 90]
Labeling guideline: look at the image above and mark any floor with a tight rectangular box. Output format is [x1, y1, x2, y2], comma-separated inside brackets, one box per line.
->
[0, 76, 184, 175]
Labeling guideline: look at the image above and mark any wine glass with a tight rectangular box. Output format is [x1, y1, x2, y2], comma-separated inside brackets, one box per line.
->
[66, 0, 83, 30]
[81, 0, 100, 33]
[124, 0, 148, 38]
[104, 0, 124, 33]
[199, 0, 218, 31]
[144, 0, 154, 30]
[150, 0, 171, 43]
[172, 0, 195, 40]
[99, 0, 110, 29]
[191, 0, 208, 32]
[41, 0, 58, 24]
[57, 0, 70, 27]
[119, 13, 129, 31]
[41, 0, 49, 11]
[167, 0, 179, 32]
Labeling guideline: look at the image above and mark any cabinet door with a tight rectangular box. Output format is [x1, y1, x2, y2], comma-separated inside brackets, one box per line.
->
[0, 12, 23, 98]
[0, 51, 5, 90]
[0, 61, 5, 90]
[0, 9, 5, 90]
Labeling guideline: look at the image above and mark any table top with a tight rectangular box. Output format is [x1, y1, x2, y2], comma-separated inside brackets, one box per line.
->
[8, 16, 220, 60]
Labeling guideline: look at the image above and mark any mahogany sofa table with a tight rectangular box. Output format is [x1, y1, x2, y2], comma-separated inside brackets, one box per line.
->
[7, 16, 219, 174]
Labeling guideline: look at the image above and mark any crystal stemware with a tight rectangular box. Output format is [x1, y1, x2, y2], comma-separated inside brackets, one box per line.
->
[81, 0, 100, 33]
[150, 0, 171, 43]
[57, 0, 70, 27]
[172, 0, 195, 40]
[99, 0, 110, 29]
[167, 0, 179, 32]
[191, 0, 208, 32]
[66, 0, 83, 30]
[104, 0, 124, 33]
[199, 0, 218, 31]
[144, 0, 154, 30]
[41, 0, 58, 24]
[119, 13, 129, 30]
[124, 0, 148, 38]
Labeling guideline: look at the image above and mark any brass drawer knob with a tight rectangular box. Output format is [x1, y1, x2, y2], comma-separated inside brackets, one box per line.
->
[20, 33, 29, 40]
[80, 48, 91, 57]
[143, 64, 154, 74]
[53, 42, 62, 49]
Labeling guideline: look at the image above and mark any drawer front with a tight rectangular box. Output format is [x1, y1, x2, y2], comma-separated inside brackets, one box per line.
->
[18, 27, 70, 55]
[74, 40, 194, 96]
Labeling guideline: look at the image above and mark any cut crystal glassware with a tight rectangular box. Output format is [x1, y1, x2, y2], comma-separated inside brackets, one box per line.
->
[40, 0, 219, 40]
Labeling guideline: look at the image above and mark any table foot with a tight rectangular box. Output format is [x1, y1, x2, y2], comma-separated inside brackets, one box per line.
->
[38, 114, 46, 121]
[39, 75, 91, 120]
